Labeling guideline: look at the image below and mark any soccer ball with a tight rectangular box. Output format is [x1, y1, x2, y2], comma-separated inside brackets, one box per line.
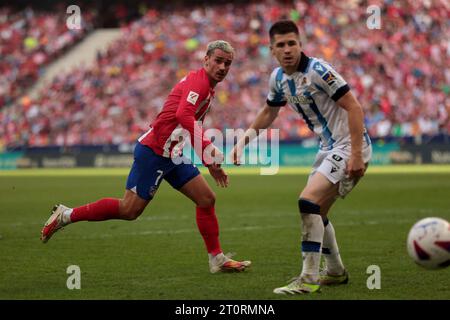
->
[407, 217, 450, 270]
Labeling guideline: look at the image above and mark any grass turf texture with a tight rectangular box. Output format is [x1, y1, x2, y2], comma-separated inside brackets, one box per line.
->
[0, 165, 449, 299]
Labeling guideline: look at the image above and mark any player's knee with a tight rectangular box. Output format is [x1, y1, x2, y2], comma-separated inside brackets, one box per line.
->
[120, 205, 144, 220]
[196, 191, 216, 207]
[298, 198, 321, 215]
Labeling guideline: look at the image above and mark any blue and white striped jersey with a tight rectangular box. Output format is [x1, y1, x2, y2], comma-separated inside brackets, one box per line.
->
[266, 52, 370, 150]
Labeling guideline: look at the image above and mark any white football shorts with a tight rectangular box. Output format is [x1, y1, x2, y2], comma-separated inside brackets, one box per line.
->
[308, 143, 372, 198]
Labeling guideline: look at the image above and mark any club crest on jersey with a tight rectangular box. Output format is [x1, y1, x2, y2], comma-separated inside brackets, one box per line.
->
[187, 91, 199, 105]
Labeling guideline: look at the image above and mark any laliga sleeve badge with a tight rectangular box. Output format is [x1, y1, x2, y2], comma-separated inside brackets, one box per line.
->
[187, 91, 199, 105]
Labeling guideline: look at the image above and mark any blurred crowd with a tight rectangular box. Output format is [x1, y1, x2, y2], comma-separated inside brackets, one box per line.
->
[1, 0, 449, 148]
[0, 6, 95, 108]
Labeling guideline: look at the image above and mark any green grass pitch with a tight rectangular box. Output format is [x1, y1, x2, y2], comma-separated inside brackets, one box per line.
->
[0, 165, 449, 299]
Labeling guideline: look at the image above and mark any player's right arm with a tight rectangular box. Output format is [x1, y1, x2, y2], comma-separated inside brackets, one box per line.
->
[243, 103, 281, 141]
[231, 104, 280, 165]
[231, 68, 285, 165]
[250, 103, 282, 131]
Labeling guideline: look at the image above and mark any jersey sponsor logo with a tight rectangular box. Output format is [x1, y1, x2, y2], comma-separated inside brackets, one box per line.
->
[287, 95, 313, 105]
[187, 91, 199, 105]
[332, 154, 343, 161]
[322, 71, 336, 86]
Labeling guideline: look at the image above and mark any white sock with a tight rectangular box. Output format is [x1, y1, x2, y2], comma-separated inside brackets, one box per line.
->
[208, 252, 225, 264]
[61, 208, 73, 225]
[322, 220, 345, 275]
[302, 252, 322, 282]
[300, 214, 324, 283]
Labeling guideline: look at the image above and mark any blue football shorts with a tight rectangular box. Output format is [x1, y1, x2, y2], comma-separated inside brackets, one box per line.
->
[126, 142, 200, 200]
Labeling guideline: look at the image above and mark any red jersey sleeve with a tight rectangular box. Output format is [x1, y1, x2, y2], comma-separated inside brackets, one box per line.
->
[175, 73, 213, 165]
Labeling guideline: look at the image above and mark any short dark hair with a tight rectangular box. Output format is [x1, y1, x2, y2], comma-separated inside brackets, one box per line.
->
[269, 20, 299, 42]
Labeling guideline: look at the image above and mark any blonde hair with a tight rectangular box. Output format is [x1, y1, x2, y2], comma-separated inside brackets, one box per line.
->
[206, 40, 234, 56]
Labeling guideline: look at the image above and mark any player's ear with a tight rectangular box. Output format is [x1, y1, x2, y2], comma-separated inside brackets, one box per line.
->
[270, 45, 275, 57]
[269, 37, 275, 53]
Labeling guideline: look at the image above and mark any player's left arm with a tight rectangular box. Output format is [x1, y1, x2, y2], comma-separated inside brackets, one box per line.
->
[311, 60, 366, 179]
[176, 77, 216, 165]
[336, 91, 366, 179]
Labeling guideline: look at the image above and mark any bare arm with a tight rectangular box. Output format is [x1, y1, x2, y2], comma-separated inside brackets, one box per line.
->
[336, 91, 366, 178]
[232, 103, 280, 164]
[251, 103, 281, 129]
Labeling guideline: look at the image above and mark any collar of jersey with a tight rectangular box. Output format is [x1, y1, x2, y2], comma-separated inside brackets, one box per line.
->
[297, 52, 310, 73]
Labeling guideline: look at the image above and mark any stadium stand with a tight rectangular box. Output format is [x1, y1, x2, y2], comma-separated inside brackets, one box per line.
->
[0, 0, 449, 148]
[0, 5, 95, 107]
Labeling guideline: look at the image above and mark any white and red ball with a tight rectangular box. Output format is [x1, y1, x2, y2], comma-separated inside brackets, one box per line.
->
[407, 217, 450, 270]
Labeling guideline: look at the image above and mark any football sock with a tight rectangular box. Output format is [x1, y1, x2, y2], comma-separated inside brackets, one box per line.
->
[196, 206, 222, 256]
[69, 198, 121, 223]
[322, 218, 345, 275]
[300, 213, 324, 283]
[208, 252, 226, 265]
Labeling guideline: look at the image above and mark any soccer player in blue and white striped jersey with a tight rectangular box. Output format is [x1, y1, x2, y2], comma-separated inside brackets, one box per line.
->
[232, 20, 372, 294]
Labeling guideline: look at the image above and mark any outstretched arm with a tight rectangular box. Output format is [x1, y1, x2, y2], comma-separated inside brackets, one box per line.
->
[231, 103, 281, 165]
[336, 91, 366, 178]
